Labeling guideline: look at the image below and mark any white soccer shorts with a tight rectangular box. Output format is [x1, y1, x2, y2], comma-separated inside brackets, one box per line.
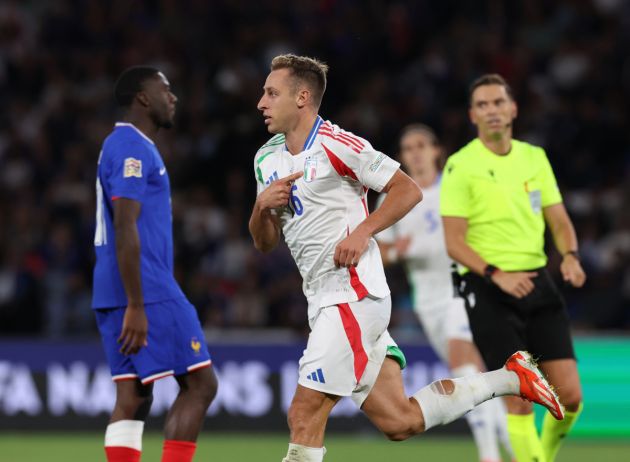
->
[416, 296, 473, 363]
[298, 295, 397, 407]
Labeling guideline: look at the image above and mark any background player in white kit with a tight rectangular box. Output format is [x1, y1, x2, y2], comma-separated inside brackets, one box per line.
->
[376, 124, 513, 462]
[249, 54, 565, 462]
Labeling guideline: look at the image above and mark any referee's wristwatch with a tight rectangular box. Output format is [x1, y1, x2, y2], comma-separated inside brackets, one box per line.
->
[483, 264, 499, 283]
[563, 250, 581, 261]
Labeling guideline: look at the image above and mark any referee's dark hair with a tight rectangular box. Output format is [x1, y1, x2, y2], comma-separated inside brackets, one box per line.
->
[469, 73, 514, 105]
[114, 66, 160, 107]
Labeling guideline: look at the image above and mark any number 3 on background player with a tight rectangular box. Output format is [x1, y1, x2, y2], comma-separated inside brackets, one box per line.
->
[290, 184, 304, 216]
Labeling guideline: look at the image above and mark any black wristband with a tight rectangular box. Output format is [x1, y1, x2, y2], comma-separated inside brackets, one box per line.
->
[563, 250, 580, 261]
[483, 264, 498, 283]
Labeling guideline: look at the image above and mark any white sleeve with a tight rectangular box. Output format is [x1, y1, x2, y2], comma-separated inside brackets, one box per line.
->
[254, 152, 266, 196]
[253, 150, 280, 216]
[321, 132, 400, 192]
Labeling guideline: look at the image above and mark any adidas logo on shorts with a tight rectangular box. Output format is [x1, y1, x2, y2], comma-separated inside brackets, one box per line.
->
[306, 368, 326, 383]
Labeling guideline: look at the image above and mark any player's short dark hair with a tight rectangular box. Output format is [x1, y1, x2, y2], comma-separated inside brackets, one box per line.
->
[271, 54, 328, 108]
[114, 66, 160, 107]
[469, 73, 514, 105]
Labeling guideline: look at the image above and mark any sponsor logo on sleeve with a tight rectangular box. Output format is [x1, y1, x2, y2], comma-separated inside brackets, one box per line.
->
[123, 158, 142, 178]
[368, 153, 386, 172]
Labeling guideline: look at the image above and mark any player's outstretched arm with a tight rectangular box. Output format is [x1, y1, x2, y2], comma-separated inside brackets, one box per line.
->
[113, 198, 148, 355]
[249, 171, 303, 253]
[335, 170, 421, 268]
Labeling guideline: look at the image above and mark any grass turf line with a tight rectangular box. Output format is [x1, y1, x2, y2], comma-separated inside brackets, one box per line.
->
[0, 433, 628, 462]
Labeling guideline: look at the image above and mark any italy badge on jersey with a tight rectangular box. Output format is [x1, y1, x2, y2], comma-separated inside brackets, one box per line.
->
[123, 157, 142, 178]
[304, 158, 317, 182]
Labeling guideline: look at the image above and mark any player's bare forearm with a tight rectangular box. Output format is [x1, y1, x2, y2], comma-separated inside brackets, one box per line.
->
[113, 198, 147, 355]
[543, 203, 586, 287]
[442, 216, 488, 276]
[543, 203, 579, 256]
[249, 201, 280, 253]
[115, 222, 144, 307]
[336, 171, 420, 268]
[443, 215, 539, 298]
[113, 198, 144, 308]
[358, 170, 422, 237]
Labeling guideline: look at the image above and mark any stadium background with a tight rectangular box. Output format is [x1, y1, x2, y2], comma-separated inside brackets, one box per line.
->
[0, 0, 629, 461]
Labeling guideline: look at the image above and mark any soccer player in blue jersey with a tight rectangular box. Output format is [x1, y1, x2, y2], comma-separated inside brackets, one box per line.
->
[92, 66, 217, 462]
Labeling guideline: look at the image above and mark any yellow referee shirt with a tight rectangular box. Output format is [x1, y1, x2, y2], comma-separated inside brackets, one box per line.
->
[440, 138, 562, 271]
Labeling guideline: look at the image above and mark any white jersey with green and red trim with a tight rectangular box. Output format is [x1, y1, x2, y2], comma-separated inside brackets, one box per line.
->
[254, 116, 400, 320]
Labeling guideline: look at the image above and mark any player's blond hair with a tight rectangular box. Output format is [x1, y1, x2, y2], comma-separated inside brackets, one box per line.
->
[271, 54, 328, 108]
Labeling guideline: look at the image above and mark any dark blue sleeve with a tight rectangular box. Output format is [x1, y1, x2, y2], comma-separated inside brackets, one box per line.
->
[105, 140, 154, 203]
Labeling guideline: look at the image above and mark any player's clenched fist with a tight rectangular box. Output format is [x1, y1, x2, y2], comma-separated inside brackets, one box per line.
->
[257, 171, 303, 210]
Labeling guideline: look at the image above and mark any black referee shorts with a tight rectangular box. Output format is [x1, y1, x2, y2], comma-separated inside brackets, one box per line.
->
[461, 268, 575, 371]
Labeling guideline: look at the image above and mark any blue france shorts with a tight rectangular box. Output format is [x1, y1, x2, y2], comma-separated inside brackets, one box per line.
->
[95, 297, 212, 384]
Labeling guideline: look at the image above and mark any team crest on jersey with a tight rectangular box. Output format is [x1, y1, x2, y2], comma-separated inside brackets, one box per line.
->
[123, 157, 142, 178]
[191, 337, 202, 355]
[304, 158, 317, 182]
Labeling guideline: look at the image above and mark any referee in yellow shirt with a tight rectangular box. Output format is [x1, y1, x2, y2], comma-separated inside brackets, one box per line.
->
[441, 74, 585, 462]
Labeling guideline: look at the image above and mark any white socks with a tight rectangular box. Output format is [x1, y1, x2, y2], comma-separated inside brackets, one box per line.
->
[104, 419, 145, 451]
[413, 367, 519, 431]
[453, 364, 501, 462]
[282, 443, 326, 462]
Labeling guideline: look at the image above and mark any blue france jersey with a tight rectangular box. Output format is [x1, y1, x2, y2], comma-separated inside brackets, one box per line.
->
[92, 123, 185, 309]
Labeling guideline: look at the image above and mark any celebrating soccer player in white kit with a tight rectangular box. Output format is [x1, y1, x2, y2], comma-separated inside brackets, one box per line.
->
[249, 54, 565, 462]
[375, 124, 513, 462]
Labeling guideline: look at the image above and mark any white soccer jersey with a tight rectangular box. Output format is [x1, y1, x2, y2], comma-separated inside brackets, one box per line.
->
[376, 176, 455, 312]
[254, 116, 400, 320]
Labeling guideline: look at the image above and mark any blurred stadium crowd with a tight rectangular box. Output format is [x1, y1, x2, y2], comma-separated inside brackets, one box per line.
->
[0, 0, 628, 338]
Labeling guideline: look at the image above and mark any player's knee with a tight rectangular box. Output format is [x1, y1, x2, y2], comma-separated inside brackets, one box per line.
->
[286, 406, 307, 434]
[382, 420, 420, 442]
[383, 429, 410, 442]
[380, 413, 423, 442]
[287, 402, 323, 438]
[190, 369, 218, 408]
[136, 394, 153, 419]
[560, 389, 582, 411]
[116, 392, 153, 420]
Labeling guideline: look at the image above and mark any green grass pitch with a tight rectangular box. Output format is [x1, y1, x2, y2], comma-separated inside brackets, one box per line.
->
[1, 432, 628, 461]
